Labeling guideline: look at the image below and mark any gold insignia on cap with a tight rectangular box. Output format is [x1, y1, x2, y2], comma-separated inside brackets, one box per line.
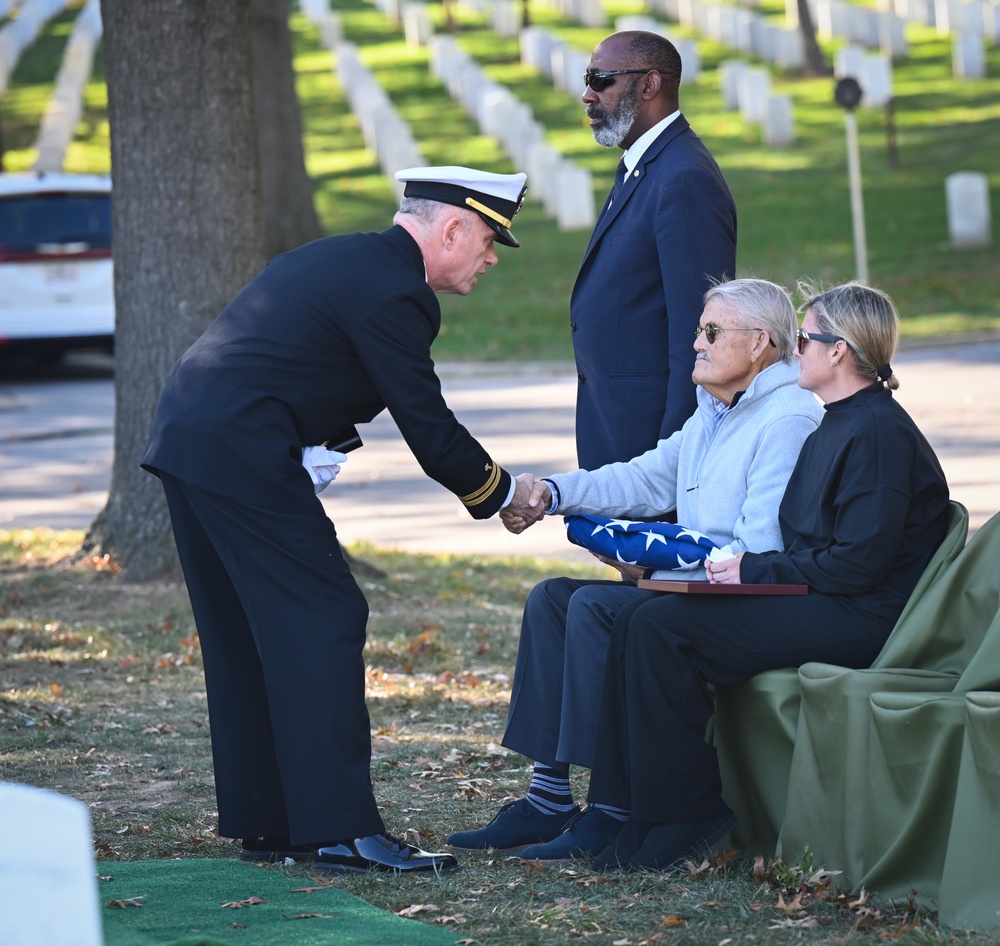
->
[465, 197, 512, 229]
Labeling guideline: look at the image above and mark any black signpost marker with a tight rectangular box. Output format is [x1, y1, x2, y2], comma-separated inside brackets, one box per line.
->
[835, 77, 869, 285]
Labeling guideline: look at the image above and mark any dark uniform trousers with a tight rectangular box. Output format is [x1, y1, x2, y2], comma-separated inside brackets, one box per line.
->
[161, 473, 384, 845]
[587, 590, 895, 826]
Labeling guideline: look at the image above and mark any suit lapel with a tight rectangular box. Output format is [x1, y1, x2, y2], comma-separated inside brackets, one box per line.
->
[579, 115, 692, 267]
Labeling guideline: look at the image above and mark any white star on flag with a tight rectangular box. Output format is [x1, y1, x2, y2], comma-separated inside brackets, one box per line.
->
[641, 529, 669, 550]
[592, 519, 638, 536]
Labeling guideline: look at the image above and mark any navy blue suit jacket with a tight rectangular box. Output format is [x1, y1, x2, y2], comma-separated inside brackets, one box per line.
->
[571, 115, 737, 470]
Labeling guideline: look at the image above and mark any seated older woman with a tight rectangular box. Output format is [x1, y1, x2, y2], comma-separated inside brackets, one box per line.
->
[526, 281, 951, 870]
[446, 278, 824, 856]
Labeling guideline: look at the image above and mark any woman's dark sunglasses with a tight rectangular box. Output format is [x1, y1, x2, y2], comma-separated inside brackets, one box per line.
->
[796, 329, 844, 354]
[584, 68, 673, 92]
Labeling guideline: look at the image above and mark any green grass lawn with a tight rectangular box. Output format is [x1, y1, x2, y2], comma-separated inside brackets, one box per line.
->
[5, 529, 997, 946]
[4, 0, 997, 358]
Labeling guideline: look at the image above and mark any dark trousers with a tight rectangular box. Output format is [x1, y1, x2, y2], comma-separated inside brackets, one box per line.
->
[588, 591, 893, 824]
[503, 577, 658, 768]
[160, 474, 383, 844]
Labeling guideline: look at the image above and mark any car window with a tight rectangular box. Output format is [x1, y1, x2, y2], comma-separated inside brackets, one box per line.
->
[0, 193, 112, 253]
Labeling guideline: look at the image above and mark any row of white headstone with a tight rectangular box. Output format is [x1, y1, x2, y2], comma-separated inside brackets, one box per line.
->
[333, 41, 426, 196]
[0, 0, 71, 95]
[32, 0, 102, 174]
[428, 33, 595, 230]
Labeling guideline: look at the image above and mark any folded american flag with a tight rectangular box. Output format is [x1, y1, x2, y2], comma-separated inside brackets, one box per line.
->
[565, 515, 719, 570]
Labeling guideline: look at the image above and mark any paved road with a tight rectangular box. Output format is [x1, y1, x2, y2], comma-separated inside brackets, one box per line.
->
[2, 342, 999, 563]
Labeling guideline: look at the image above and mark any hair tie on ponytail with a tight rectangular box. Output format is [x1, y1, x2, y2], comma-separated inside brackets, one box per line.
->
[877, 364, 893, 382]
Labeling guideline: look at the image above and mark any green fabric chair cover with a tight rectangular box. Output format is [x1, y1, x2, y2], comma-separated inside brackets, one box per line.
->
[776, 508, 1000, 909]
[860, 691, 968, 903]
[713, 501, 969, 859]
[939, 692, 1000, 931]
[775, 667, 957, 883]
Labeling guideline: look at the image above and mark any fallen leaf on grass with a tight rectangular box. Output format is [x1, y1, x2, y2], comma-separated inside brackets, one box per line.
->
[661, 915, 685, 927]
[107, 897, 145, 909]
[221, 896, 267, 909]
[286, 913, 338, 920]
[290, 885, 331, 894]
[435, 914, 468, 924]
[397, 903, 440, 917]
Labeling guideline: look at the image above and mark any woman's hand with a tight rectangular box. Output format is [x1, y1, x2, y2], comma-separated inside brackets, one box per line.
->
[706, 551, 744, 584]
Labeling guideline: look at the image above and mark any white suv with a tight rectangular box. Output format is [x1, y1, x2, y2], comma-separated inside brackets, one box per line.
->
[0, 172, 113, 364]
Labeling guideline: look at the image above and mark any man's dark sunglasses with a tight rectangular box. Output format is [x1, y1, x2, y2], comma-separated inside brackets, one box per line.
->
[696, 323, 776, 347]
[796, 329, 844, 354]
[584, 68, 673, 92]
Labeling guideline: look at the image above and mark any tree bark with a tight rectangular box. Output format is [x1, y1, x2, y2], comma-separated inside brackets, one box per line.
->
[86, 0, 267, 580]
[252, 0, 324, 258]
[797, 0, 831, 76]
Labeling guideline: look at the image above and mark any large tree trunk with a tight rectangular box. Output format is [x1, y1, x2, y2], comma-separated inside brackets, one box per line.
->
[798, 0, 831, 75]
[252, 0, 324, 257]
[86, 0, 267, 580]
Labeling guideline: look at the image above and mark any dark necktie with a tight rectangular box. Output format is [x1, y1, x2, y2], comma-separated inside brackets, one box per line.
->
[603, 158, 628, 217]
[612, 157, 628, 200]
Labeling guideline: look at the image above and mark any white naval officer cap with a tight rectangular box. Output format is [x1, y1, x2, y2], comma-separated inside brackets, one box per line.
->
[395, 165, 528, 248]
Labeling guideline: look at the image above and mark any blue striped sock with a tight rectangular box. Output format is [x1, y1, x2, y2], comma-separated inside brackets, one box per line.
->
[525, 763, 575, 815]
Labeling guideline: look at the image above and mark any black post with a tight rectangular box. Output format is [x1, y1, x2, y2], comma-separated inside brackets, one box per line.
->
[885, 97, 899, 169]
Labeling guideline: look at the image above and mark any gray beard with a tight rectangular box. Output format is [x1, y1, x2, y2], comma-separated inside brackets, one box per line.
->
[591, 88, 640, 148]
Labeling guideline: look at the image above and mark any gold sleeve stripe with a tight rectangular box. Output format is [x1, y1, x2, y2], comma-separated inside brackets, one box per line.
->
[461, 463, 503, 506]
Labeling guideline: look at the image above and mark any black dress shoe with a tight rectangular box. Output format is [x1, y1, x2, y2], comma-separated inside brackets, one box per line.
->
[239, 834, 321, 863]
[592, 817, 652, 871]
[314, 833, 460, 874]
[625, 811, 737, 872]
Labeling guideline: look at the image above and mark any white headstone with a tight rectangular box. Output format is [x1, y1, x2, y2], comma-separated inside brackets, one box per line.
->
[861, 54, 893, 106]
[719, 59, 750, 110]
[317, 12, 343, 49]
[878, 12, 909, 56]
[402, 3, 432, 47]
[774, 26, 805, 68]
[492, 0, 519, 38]
[983, 0, 1000, 40]
[763, 93, 795, 146]
[674, 37, 701, 84]
[555, 163, 596, 230]
[738, 67, 771, 122]
[953, 29, 986, 75]
[835, 43, 867, 77]
[946, 171, 992, 247]
[575, 0, 606, 28]
[0, 783, 102, 946]
[525, 142, 563, 213]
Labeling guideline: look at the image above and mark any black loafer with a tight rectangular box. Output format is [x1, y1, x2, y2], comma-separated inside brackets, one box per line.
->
[314, 833, 460, 874]
[239, 834, 321, 863]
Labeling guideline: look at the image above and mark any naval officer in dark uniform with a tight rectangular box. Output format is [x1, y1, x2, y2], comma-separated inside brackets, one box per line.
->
[141, 166, 529, 874]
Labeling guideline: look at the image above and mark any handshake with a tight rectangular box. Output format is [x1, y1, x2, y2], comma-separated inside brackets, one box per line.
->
[500, 472, 553, 534]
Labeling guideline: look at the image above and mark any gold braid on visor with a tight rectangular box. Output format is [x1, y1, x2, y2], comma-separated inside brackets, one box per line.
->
[465, 197, 511, 229]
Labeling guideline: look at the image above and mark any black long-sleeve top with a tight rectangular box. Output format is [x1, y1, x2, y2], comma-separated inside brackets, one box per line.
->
[740, 384, 950, 622]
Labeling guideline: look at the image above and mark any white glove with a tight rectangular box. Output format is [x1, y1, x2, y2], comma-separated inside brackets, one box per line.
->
[301, 446, 349, 494]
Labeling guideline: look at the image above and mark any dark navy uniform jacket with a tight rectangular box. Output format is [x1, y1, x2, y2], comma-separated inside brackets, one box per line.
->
[142, 225, 511, 518]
